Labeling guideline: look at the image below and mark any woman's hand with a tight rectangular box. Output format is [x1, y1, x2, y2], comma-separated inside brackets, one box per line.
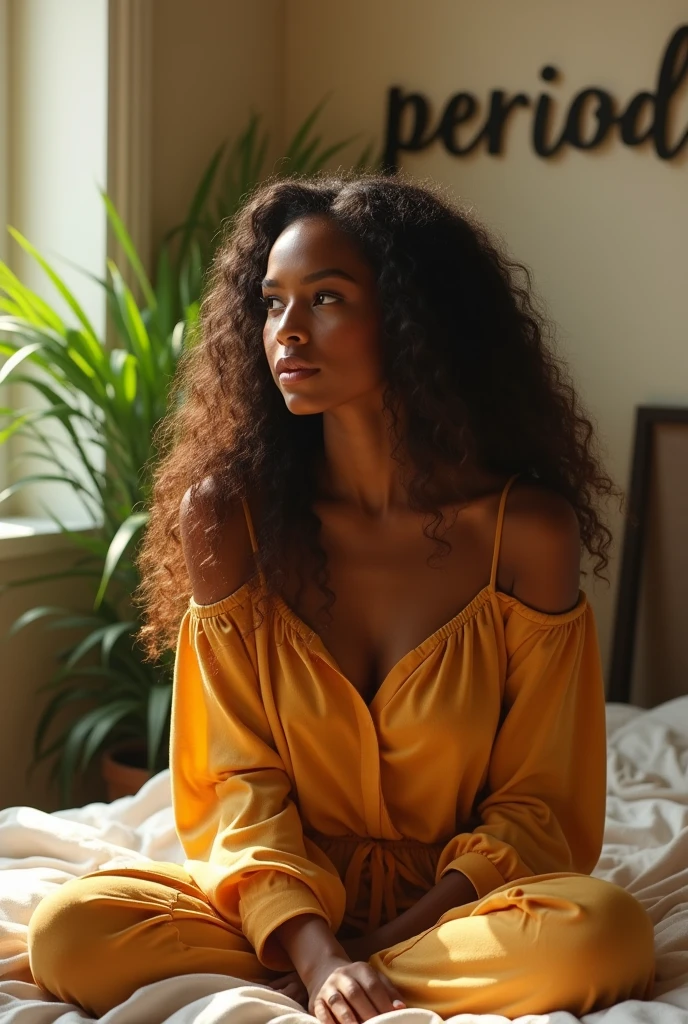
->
[267, 971, 308, 1007]
[304, 954, 407, 1023]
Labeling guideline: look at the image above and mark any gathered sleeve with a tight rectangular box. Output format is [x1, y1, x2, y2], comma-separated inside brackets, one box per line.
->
[171, 599, 347, 971]
[435, 597, 607, 899]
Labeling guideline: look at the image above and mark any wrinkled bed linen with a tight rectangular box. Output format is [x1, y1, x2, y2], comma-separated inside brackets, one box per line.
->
[1, 697, 688, 1023]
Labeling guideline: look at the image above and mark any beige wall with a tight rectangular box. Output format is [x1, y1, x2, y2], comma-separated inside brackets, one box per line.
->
[279, 0, 688, 679]
[150, 0, 286, 256]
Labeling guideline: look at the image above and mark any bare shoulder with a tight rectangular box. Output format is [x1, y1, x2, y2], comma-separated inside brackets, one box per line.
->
[502, 479, 582, 614]
[179, 476, 257, 605]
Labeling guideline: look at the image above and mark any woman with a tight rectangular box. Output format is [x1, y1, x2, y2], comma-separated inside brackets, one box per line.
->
[28, 172, 655, 1020]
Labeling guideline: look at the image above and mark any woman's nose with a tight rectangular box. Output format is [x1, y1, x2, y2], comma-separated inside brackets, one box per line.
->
[274, 303, 309, 343]
[274, 309, 309, 346]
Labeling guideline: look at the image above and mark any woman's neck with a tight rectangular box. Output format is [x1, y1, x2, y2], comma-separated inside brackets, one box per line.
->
[313, 395, 500, 517]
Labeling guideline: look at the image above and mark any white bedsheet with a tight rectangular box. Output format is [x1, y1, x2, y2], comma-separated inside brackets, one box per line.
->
[1, 697, 688, 1024]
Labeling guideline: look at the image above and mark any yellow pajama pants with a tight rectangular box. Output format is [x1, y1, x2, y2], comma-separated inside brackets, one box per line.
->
[27, 861, 655, 1020]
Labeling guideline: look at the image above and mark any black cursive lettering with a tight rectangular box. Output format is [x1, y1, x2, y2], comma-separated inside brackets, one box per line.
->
[619, 91, 655, 147]
[532, 67, 566, 157]
[479, 90, 531, 154]
[564, 88, 615, 149]
[382, 24, 688, 169]
[435, 92, 481, 155]
[383, 87, 434, 172]
[651, 25, 688, 159]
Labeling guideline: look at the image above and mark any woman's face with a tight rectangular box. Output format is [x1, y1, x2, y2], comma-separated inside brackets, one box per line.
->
[261, 214, 384, 415]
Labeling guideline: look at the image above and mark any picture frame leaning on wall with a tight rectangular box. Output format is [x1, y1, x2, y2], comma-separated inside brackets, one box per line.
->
[608, 405, 688, 707]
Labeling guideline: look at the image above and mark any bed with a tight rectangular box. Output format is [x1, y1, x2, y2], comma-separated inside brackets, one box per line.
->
[1, 696, 687, 1024]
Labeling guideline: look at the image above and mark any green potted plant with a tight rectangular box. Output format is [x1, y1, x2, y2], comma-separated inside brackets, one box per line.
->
[0, 101, 380, 805]
[0, 198, 187, 805]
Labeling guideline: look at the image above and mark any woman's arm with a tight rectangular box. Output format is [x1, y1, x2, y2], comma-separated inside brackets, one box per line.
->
[272, 874, 478, 972]
[274, 915, 407, 1022]
[176, 485, 350, 971]
[341, 871, 478, 960]
[271, 874, 478, 1017]
[275, 914, 349, 980]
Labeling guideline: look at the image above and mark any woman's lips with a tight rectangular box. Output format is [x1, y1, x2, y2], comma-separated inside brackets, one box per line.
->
[278, 368, 320, 385]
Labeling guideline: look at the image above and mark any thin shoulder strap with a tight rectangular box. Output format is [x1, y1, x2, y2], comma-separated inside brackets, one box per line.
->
[240, 496, 259, 554]
[489, 473, 521, 591]
[240, 496, 266, 587]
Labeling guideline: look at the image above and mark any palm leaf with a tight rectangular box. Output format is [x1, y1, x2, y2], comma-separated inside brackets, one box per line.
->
[282, 94, 333, 163]
[59, 700, 141, 801]
[102, 192, 156, 309]
[9, 606, 72, 636]
[304, 136, 361, 173]
[0, 474, 97, 508]
[147, 684, 172, 771]
[33, 686, 102, 763]
[94, 512, 149, 609]
[7, 228, 100, 343]
[0, 342, 44, 386]
[0, 262, 67, 332]
[175, 142, 226, 275]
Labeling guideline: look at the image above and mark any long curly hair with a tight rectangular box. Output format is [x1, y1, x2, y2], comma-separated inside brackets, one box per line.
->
[135, 169, 624, 659]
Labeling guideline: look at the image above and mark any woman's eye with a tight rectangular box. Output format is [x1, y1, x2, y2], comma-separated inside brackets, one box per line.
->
[261, 292, 339, 312]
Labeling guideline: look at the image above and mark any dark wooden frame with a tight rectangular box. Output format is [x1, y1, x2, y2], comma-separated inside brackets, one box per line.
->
[608, 405, 688, 703]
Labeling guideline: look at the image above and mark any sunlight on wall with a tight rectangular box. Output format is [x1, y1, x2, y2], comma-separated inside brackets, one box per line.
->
[8, 0, 108, 522]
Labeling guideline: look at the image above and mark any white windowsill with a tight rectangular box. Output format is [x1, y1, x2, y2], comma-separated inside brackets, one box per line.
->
[0, 516, 100, 561]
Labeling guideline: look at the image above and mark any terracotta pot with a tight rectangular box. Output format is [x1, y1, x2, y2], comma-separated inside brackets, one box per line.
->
[102, 740, 152, 801]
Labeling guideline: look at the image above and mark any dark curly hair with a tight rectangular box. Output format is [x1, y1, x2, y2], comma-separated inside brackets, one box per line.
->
[135, 169, 625, 659]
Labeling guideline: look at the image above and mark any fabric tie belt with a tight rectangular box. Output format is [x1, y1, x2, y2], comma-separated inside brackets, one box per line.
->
[305, 829, 448, 933]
